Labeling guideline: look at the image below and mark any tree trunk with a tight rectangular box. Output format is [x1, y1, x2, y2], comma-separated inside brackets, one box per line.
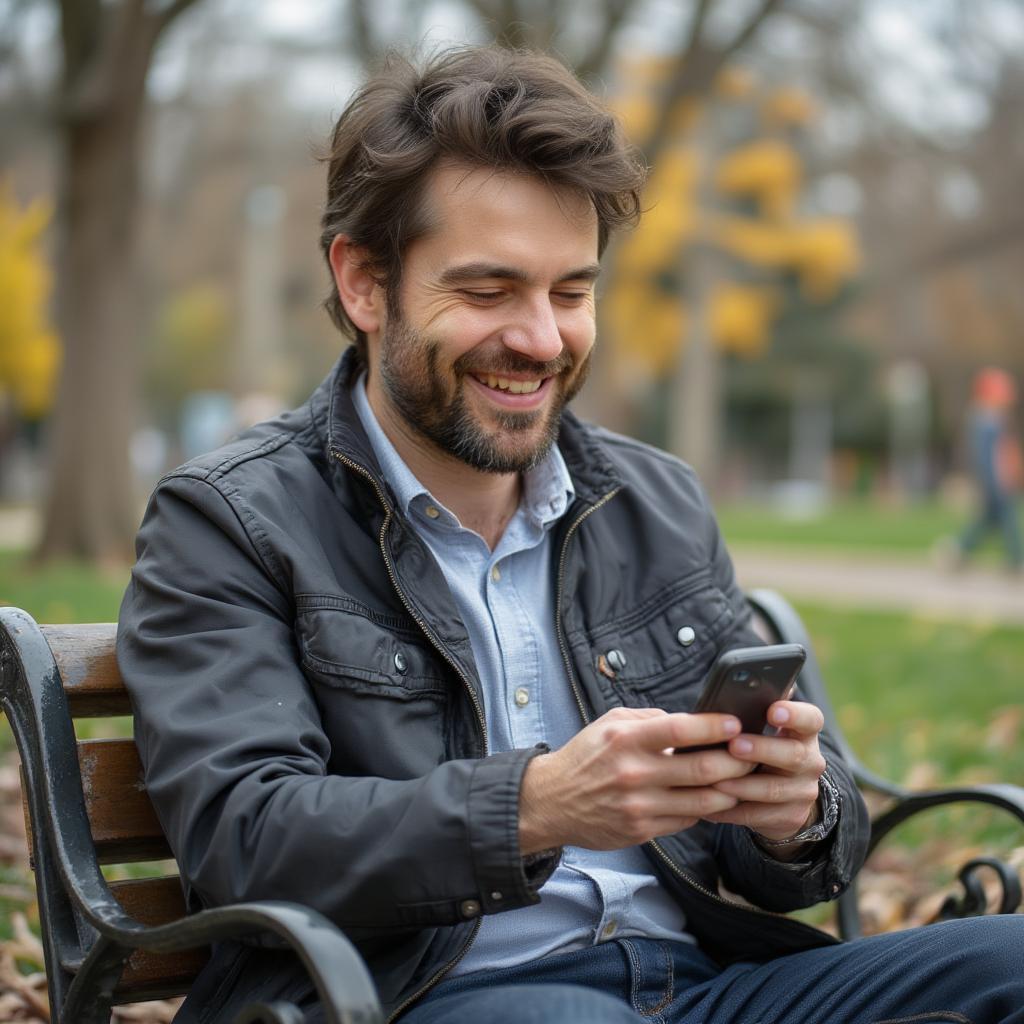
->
[37, 0, 200, 562]
[36, 5, 161, 563]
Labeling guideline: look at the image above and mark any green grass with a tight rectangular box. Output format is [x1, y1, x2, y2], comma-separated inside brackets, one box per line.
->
[798, 602, 1024, 787]
[716, 498, 969, 554]
[0, 549, 129, 623]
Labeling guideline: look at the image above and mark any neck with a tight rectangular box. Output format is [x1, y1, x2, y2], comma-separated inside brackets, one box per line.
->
[368, 388, 521, 551]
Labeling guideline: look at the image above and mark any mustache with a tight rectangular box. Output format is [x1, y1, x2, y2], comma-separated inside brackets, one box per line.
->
[452, 349, 575, 378]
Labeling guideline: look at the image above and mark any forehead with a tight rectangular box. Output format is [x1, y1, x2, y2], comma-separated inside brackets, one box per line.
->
[411, 163, 599, 274]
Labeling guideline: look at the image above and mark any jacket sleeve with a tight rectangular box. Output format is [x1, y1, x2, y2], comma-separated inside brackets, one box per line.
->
[696, 488, 871, 912]
[117, 473, 555, 933]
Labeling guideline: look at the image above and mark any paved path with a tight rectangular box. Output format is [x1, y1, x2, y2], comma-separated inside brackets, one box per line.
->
[733, 545, 1024, 625]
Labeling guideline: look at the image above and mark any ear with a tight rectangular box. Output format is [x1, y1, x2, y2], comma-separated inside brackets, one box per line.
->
[328, 235, 383, 335]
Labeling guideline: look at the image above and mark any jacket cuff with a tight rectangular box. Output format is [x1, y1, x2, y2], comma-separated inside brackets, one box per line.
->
[466, 744, 560, 917]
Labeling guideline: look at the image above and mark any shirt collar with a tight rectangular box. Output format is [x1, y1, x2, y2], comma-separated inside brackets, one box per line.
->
[351, 373, 574, 530]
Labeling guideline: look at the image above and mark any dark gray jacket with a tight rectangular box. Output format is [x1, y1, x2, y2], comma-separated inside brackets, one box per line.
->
[117, 352, 870, 1022]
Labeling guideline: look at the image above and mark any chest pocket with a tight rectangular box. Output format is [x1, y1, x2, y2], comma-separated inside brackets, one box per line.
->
[296, 595, 448, 699]
[574, 572, 736, 712]
[294, 595, 450, 776]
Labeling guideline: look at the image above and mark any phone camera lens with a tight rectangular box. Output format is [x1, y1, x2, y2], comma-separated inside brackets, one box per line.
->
[733, 669, 751, 684]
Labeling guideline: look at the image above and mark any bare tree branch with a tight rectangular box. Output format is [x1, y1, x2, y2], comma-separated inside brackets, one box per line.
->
[576, 0, 634, 82]
[642, 0, 788, 169]
[682, 0, 713, 61]
[154, 0, 204, 33]
[348, 0, 380, 70]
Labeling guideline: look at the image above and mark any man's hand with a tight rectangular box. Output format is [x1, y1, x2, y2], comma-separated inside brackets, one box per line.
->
[519, 707, 753, 854]
[703, 700, 827, 845]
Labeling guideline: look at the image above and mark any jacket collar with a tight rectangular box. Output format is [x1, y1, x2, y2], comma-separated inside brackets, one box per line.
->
[322, 346, 622, 508]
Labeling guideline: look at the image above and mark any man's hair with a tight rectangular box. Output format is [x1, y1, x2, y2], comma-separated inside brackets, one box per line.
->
[319, 46, 647, 361]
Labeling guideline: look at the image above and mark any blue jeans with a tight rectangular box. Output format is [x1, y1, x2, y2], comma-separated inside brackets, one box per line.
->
[402, 916, 1023, 1024]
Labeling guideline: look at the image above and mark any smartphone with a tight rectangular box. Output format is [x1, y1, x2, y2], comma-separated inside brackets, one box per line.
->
[675, 643, 806, 754]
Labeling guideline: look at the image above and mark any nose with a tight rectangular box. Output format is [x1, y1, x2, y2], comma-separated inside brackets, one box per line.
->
[500, 298, 563, 364]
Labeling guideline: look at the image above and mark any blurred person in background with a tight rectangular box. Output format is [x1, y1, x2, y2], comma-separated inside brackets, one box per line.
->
[956, 367, 1023, 572]
[118, 46, 1023, 1024]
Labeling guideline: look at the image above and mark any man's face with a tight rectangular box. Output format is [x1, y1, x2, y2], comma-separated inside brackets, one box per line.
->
[366, 164, 600, 474]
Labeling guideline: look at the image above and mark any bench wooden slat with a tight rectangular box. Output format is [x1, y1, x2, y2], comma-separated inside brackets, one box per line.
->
[109, 876, 208, 1002]
[77, 738, 172, 863]
[40, 623, 130, 717]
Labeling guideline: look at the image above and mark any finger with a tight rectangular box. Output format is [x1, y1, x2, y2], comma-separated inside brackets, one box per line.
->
[766, 700, 824, 738]
[727, 733, 824, 776]
[642, 712, 741, 752]
[713, 772, 820, 806]
[656, 748, 755, 788]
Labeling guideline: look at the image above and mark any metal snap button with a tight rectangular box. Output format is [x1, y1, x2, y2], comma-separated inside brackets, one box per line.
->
[606, 649, 627, 672]
[460, 899, 481, 919]
[394, 652, 408, 674]
[425, 505, 441, 519]
[676, 626, 696, 647]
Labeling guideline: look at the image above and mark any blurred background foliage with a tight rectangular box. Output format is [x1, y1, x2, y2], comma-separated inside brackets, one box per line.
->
[0, 0, 1022, 558]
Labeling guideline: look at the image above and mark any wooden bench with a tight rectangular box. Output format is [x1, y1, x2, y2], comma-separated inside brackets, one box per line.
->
[1, 591, 1022, 1023]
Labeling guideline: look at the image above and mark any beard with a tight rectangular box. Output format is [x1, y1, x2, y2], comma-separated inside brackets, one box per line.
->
[377, 314, 590, 474]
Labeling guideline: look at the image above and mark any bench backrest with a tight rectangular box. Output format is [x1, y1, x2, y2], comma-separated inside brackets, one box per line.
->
[1, 613, 207, 1007]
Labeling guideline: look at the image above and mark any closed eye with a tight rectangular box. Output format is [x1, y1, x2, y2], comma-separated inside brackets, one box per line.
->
[461, 290, 504, 302]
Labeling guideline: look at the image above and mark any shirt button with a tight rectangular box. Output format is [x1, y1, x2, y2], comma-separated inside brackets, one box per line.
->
[394, 652, 408, 674]
[601, 920, 617, 940]
[460, 899, 481, 919]
[676, 626, 696, 647]
[514, 687, 530, 707]
[425, 505, 440, 519]
[490, 891, 503, 902]
[491, 565, 501, 582]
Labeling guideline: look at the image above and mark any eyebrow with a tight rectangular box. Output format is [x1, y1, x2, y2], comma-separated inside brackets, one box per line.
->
[438, 262, 602, 287]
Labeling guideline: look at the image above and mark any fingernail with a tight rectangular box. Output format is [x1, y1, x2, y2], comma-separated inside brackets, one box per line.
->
[723, 718, 740, 735]
[772, 707, 790, 725]
[733, 738, 753, 754]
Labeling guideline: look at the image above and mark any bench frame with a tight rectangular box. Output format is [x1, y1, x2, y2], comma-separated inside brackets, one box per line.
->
[0, 606, 383, 1024]
[2, 593, 1023, 1022]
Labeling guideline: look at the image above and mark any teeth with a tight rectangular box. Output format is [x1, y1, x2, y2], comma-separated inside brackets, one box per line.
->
[476, 375, 542, 394]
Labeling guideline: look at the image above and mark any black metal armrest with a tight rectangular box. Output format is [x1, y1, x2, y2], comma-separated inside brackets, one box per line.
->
[866, 782, 1024, 856]
[1, 606, 383, 1024]
[69, 898, 382, 1024]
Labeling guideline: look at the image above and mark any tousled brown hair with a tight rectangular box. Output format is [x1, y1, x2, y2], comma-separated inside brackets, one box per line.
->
[319, 46, 647, 361]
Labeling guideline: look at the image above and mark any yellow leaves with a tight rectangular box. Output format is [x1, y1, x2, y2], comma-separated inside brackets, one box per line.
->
[0, 182, 60, 420]
[604, 277, 687, 376]
[151, 284, 231, 398]
[606, 55, 861, 372]
[715, 139, 802, 219]
[761, 87, 817, 129]
[713, 215, 860, 300]
[710, 284, 778, 357]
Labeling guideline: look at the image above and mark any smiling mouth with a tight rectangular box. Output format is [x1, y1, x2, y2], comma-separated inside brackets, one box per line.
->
[472, 374, 545, 395]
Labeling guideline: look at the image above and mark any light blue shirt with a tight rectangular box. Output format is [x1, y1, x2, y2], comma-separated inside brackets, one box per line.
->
[352, 376, 693, 974]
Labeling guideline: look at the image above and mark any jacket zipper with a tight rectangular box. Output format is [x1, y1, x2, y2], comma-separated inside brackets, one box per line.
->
[330, 449, 489, 1022]
[552, 487, 830, 937]
[553, 488, 623, 726]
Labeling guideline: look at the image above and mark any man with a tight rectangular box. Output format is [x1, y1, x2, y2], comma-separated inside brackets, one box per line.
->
[956, 367, 1023, 572]
[118, 47, 1021, 1024]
